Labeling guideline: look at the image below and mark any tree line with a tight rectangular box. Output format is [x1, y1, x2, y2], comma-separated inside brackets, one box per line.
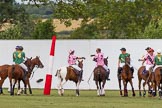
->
[0, 0, 162, 39]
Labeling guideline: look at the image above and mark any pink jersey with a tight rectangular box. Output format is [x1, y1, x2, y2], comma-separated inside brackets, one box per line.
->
[94, 52, 104, 66]
[68, 54, 77, 65]
[144, 53, 155, 65]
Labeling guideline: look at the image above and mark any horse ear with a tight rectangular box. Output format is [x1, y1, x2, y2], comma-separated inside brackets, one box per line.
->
[30, 57, 32, 60]
[106, 57, 108, 59]
[36, 56, 40, 58]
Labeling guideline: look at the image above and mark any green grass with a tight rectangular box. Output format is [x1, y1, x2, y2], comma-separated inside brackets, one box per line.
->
[0, 89, 161, 108]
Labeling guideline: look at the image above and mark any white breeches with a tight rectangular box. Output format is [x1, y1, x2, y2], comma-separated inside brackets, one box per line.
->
[103, 65, 109, 72]
[153, 65, 162, 72]
[120, 63, 125, 67]
[144, 64, 153, 71]
[19, 63, 28, 71]
[71, 65, 81, 71]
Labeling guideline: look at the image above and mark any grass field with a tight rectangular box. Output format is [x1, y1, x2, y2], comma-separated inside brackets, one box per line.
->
[0, 89, 161, 108]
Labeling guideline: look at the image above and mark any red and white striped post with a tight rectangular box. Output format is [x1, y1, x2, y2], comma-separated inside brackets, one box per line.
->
[44, 36, 56, 95]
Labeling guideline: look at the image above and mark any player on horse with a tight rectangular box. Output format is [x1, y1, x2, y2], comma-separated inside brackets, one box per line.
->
[13, 46, 28, 75]
[143, 48, 155, 83]
[68, 49, 85, 81]
[153, 49, 162, 73]
[151, 49, 162, 97]
[91, 48, 110, 80]
[118, 48, 134, 80]
[138, 47, 154, 96]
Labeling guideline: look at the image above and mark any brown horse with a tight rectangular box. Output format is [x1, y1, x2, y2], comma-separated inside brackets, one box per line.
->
[0, 65, 10, 94]
[118, 56, 135, 97]
[17, 56, 44, 95]
[8, 56, 44, 95]
[93, 57, 108, 96]
[138, 66, 153, 97]
[153, 67, 162, 98]
[55, 59, 84, 96]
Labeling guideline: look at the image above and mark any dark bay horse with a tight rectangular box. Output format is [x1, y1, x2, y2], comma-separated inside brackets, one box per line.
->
[118, 56, 135, 97]
[0, 65, 10, 94]
[138, 66, 153, 97]
[153, 67, 162, 98]
[8, 56, 44, 95]
[55, 59, 84, 96]
[93, 57, 109, 96]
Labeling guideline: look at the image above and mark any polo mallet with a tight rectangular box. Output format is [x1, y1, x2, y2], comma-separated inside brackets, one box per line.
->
[87, 71, 93, 90]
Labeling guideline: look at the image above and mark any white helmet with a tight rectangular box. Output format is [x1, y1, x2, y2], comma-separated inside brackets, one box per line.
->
[69, 49, 74, 54]
[157, 49, 161, 54]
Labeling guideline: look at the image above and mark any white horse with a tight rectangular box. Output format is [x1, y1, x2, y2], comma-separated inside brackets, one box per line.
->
[55, 60, 84, 96]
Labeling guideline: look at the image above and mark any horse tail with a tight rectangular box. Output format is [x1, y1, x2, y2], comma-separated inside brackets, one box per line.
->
[55, 69, 61, 77]
[97, 71, 101, 81]
[11, 65, 15, 77]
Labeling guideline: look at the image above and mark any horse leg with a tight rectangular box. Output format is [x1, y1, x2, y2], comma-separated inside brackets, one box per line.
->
[123, 81, 127, 97]
[152, 82, 156, 97]
[10, 79, 16, 95]
[99, 81, 102, 96]
[57, 78, 62, 96]
[101, 80, 106, 96]
[125, 81, 128, 97]
[76, 81, 80, 96]
[138, 78, 142, 97]
[22, 80, 27, 95]
[0, 79, 5, 94]
[147, 82, 152, 97]
[12, 79, 17, 96]
[26, 79, 32, 95]
[142, 82, 146, 97]
[59, 79, 67, 96]
[118, 78, 122, 96]
[130, 80, 135, 97]
[157, 81, 161, 98]
[17, 80, 21, 95]
[95, 81, 99, 96]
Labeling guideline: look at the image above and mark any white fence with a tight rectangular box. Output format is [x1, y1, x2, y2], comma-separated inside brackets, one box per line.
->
[1, 39, 161, 90]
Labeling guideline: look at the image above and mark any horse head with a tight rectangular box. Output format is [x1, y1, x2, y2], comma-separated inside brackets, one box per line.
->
[31, 56, 44, 69]
[104, 57, 108, 66]
[125, 55, 130, 65]
[24, 57, 32, 71]
[78, 60, 83, 69]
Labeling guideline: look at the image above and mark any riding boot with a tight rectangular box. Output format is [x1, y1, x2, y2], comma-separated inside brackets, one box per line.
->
[130, 67, 134, 78]
[106, 69, 110, 81]
[79, 70, 84, 81]
[23, 70, 28, 80]
[118, 67, 122, 80]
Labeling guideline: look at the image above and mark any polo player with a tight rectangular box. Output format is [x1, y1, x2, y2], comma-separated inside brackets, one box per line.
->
[93, 48, 110, 80]
[153, 49, 162, 72]
[68, 49, 85, 81]
[118, 48, 134, 79]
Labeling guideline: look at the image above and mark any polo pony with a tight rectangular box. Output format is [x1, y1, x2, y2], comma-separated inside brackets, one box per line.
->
[152, 67, 162, 98]
[138, 65, 153, 97]
[93, 57, 109, 96]
[118, 55, 135, 97]
[8, 56, 44, 95]
[55, 59, 85, 96]
[0, 65, 10, 94]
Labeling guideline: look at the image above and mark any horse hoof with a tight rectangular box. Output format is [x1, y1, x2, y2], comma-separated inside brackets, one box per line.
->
[132, 94, 136, 97]
[101, 94, 105, 96]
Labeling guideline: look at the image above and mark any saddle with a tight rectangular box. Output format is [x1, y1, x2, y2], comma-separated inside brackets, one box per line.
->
[68, 66, 80, 75]
[142, 67, 147, 75]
